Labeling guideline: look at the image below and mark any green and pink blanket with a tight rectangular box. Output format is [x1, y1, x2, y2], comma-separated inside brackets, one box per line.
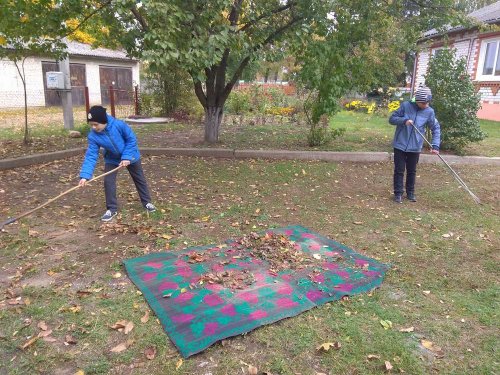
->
[124, 225, 389, 357]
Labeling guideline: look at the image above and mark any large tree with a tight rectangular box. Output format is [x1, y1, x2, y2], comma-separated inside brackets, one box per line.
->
[1, 0, 463, 144]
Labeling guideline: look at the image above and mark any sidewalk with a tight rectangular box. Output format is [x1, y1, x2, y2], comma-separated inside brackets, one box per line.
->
[1, 147, 499, 171]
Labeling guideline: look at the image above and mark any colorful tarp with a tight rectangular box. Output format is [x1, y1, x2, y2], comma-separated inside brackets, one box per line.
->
[124, 225, 389, 357]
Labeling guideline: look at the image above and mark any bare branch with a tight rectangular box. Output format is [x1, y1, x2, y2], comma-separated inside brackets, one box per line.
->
[238, 1, 296, 32]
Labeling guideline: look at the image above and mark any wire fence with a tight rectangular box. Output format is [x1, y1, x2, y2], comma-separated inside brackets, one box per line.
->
[0, 87, 140, 132]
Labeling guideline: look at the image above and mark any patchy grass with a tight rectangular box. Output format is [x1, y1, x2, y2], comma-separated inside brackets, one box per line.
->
[0, 156, 498, 374]
[2, 109, 498, 159]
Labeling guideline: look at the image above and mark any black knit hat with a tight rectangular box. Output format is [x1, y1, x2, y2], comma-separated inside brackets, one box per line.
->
[87, 106, 108, 124]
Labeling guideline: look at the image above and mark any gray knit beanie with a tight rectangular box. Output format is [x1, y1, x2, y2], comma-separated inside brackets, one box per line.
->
[415, 86, 432, 103]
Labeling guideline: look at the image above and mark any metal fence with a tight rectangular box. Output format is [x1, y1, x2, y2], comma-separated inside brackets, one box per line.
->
[0, 86, 140, 132]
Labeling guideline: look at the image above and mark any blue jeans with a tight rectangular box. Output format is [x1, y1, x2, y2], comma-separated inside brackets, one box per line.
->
[393, 148, 420, 195]
[104, 160, 151, 211]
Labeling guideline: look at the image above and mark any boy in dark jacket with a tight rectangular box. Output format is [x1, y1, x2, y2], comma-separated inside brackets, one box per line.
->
[389, 86, 441, 203]
[79, 106, 156, 221]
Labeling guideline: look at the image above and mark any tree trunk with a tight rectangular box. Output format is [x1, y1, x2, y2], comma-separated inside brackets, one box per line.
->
[204, 106, 224, 143]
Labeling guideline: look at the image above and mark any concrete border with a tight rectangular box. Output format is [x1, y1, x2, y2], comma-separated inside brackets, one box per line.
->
[1, 147, 499, 171]
[234, 150, 390, 162]
[0, 148, 85, 171]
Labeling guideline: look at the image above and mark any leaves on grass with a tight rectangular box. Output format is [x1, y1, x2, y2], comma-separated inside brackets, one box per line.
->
[384, 360, 393, 371]
[64, 334, 77, 345]
[141, 310, 150, 323]
[37, 321, 48, 331]
[399, 326, 414, 332]
[420, 339, 444, 357]
[21, 336, 38, 349]
[367, 354, 380, 360]
[316, 342, 341, 351]
[175, 358, 183, 370]
[380, 320, 393, 330]
[110, 339, 134, 353]
[144, 346, 156, 360]
[110, 320, 134, 334]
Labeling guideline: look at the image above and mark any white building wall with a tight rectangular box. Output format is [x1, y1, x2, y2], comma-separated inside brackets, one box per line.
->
[415, 50, 430, 88]
[0, 57, 46, 107]
[0, 56, 139, 108]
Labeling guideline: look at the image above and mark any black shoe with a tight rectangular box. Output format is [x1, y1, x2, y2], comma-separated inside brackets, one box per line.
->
[394, 194, 403, 203]
[407, 193, 417, 202]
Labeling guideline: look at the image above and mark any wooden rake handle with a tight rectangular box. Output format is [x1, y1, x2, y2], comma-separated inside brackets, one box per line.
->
[0, 165, 123, 231]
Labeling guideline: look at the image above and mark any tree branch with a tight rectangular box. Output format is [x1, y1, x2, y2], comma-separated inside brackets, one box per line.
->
[193, 79, 207, 108]
[238, 1, 296, 32]
[130, 6, 149, 32]
[61, 0, 113, 39]
[222, 15, 303, 101]
[229, 0, 244, 27]
[215, 49, 229, 97]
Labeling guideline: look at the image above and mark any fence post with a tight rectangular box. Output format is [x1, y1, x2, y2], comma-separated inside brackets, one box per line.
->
[109, 85, 115, 117]
[84, 86, 90, 118]
[134, 85, 139, 116]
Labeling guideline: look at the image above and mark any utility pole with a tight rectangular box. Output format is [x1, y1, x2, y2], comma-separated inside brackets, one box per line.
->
[59, 57, 74, 130]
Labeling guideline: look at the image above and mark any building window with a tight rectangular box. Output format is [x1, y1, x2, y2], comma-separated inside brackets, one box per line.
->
[432, 47, 445, 58]
[477, 38, 500, 81]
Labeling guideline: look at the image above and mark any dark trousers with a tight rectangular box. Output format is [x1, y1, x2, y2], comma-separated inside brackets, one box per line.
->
[393, 148, 420, 196]
[104, 160, 152, 212]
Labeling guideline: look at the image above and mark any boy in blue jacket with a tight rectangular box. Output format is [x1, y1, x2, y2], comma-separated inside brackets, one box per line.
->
[389, 86, 441, 203]
[79, 106, 156, 221]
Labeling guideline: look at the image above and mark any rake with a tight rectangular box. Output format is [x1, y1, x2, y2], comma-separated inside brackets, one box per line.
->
[411, 123, 481, 204]
[0, 165, 123, 231]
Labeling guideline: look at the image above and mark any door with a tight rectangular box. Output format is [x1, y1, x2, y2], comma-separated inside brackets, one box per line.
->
[99, 66, 133, 105]
[70, 63, 86, 106]
[42, 62, 87, 106]
[42, 62, 61, 106]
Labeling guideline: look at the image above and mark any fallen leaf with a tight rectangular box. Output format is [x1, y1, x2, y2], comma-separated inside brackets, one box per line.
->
[141, 310, 150, 323]
[422, 290, 431, 295]
[65, 334, 77, 345]
[247, 364, 258, 375]
[144, 346, 156, 360]
[112, 272, 122, 279]
[399, 327, 414, 333]
[110, 339, 134, 353]
[385, 360, 393, 371]
[21, 337, 38, 349]
[380, 320, 393, 330]
[74, 371, 85, 375]
[353, 221, 363, 225]
[175, 358, 183, 370]
[316, 342, 341, 351]
[37, 329, 53, 338]
[37, 321, 48, 331]
[367, 354, 380, 360]
[420, 339, 444, 357]
[124, 321, 134, 335]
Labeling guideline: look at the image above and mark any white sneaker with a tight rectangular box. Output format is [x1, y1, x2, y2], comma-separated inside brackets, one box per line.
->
[145, 203, 156, 213]
[101, 210, 117, 222]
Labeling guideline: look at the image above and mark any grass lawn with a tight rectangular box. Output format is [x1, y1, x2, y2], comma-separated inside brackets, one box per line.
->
[0, 155, 498, 374]
[1, 109, 498, 159]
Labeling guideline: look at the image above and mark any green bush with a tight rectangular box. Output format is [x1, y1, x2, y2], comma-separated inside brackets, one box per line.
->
[140, 63, 197, 118]
[425, 48, 486, 152]
[307, 115, 345, 147]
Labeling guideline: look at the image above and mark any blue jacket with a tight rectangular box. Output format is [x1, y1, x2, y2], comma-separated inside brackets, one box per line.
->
[389, 101, 441, 152]
[80, 115, 140, 180]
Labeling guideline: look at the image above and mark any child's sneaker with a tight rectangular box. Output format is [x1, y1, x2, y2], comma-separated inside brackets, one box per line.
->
[101, 210, 117, 222]
[145, 203, 156, 213]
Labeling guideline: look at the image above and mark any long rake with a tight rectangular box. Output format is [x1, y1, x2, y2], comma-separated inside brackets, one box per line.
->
[0, 165, 123, 231]
[411, 123, 481, 204]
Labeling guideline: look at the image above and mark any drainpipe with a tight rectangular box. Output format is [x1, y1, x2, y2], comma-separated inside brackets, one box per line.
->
[410, 50, 417, 97]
